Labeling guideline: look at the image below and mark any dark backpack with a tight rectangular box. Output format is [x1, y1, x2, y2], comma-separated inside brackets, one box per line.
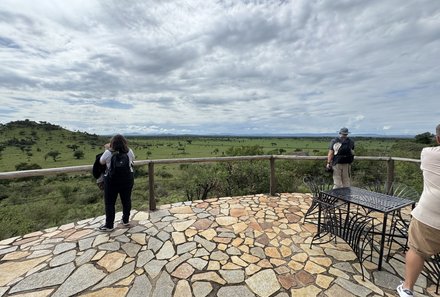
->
[108, 152, 131, 179]
[92, 153, 107, 179]
[335, 139, 354, 164]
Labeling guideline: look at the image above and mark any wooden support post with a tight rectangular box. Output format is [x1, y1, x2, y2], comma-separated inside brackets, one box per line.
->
[386, 158, 395, 195]
[270, 157, 276, 196]
[148, 162, 156, 211]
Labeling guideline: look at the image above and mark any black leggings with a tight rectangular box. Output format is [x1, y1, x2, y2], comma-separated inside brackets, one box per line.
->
[104, 174, 134, 228]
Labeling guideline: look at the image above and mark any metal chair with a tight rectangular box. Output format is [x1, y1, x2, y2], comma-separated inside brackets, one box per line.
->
[374, 182, 419, 260]
[310, 194, 375, 280]
[302, 175, 334, 225]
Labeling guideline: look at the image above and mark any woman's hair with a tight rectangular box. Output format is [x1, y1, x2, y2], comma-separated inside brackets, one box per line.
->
[110, 134, 129, 153]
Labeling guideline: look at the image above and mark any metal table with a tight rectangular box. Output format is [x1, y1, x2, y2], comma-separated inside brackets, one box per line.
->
[320, 186, 415, 270]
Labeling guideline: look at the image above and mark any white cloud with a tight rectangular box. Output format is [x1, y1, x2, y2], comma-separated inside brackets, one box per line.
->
[1, 0, 440, 135]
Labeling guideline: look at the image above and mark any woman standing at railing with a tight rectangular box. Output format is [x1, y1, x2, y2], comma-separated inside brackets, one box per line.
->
[98, 134, 135, 231]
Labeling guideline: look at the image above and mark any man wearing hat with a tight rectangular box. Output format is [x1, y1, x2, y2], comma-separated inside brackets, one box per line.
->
[326, 127, 355, 188]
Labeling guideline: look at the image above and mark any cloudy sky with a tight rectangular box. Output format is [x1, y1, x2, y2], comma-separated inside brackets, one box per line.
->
[1, 0, 439, 136]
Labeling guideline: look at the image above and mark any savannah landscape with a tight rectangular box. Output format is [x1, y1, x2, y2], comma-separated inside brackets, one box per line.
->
[0, 120, 431, 240]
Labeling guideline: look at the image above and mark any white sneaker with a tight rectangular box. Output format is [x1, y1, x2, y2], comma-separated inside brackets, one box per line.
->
[397, 284, 414, 297]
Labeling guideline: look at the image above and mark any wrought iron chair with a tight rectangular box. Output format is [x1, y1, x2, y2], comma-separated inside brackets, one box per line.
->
[368, 182, 419, 260]
[302, 175, 334, 225]
[378, 183, 440, 294]
[309, 194, 375, 280]
[424, 254, 440, 294]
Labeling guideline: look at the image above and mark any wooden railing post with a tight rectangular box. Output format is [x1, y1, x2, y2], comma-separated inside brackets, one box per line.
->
[270, 157, 276, 196]
[148, 162, 156, 211]
[386, 158, 395, 195]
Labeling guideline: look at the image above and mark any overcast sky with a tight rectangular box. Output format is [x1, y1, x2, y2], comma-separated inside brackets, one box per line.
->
[1, 0, 439, 136]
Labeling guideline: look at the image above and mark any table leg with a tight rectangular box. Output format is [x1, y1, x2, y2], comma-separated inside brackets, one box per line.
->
[378, 213, 388, 270]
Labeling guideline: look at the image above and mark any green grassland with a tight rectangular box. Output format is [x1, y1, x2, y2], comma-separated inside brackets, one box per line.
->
[0, 120, 428, 239]
[1, 120, 399, 172]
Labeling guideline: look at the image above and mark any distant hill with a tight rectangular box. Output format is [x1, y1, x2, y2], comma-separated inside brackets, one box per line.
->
[0, 120, 108, 171]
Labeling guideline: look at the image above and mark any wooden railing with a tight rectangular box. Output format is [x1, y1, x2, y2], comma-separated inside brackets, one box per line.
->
[0, 155, 420, 211]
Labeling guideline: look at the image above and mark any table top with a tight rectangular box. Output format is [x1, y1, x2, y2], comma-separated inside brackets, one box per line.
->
[321, 186, 416, 213]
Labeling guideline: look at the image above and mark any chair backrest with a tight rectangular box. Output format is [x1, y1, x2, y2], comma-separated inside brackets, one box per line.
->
[303, 175, 333, 198]
[366, 181, 419, 200]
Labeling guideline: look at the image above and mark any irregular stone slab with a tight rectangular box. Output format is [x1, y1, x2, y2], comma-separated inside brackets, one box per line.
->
[210, 251, 229, 261]
[324, 248, 356, 261]
[291, 285, 322, 297]
[97, 252, 126, 272]
[187, 258, 208, 270]
[97, 242, 120, 251]
[192, 218, 214, 230]
[52, 264, 106, 297]
[122, 242, 141, 258]
[78, 237, 94, 251]
[219, 270, 245, 284]
[115, 234, 130, 243]
[81, 287, 129, 297]
[199, 229, 217, 240]
[372, 270, 402, 290]
[94, 262, 136, 290]
[324, 284, 353, 297]
[194, 235, 216, 252]
[335, 278, 372, 297]
[171, 263, 195, 279]
[10, 263, 75, 294]
[131, 233, 147, 245]
[53, 242, 76, 255]
[217, 285, 255, 297]
[156, 241, 175, 260]
[157, 231, 171, 242]
[216, 216, 238, 226]
[0, 246, 18, 256]
[75, 249, 97, 266]
[165, 253, 192, 273]
[174, 279, 192, 297]
[152, 271, 174, 297]
[191, 272, 226, 285]
[137, 250, 154, 268]
[0, 256, 50, 286]
[177, 242, 197, 255]
[170, 206, 193, 214]
[133, 211, 149, 221]
[150, 209, 171, 220]
[49, 250, 77, 267]
[2, 250, 30, 261]
[172, 220, 196, 232]
[245, 269, 281, 297]
[127, 275, 152, 297]
[148, 237, 164, 252]
[192, 281, 213, 297]
[277, 273, 298, 290]
[145, 260, 167, 279]
[352, 275, 383, 295]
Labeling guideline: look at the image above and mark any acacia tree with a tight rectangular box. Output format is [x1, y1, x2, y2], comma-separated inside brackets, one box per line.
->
[45, 150, 60, 162]
[415, 132, 433, 145]
[73, 150, 84, 159]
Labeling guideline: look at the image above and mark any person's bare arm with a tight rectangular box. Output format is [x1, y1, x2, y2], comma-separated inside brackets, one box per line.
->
[326, 150, 334, 168]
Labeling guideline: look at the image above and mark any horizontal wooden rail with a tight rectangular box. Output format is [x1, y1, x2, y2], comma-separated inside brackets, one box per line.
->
[0, 155, 421, 211]
[0, 155, 420, 180]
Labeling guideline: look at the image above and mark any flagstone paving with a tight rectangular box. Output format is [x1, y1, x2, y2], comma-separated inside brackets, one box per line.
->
[0, 193, 437, 296]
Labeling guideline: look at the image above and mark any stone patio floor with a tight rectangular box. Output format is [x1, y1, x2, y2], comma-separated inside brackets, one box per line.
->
[0, 193, 438, 297]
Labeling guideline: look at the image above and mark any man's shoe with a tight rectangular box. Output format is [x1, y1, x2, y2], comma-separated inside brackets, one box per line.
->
[397, 284, 414, 297]
[120, 220, 130, 227]
[97, 225, 113, 232]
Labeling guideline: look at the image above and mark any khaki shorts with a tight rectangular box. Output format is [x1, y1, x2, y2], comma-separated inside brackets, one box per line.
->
[408, 218, 440, 259]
